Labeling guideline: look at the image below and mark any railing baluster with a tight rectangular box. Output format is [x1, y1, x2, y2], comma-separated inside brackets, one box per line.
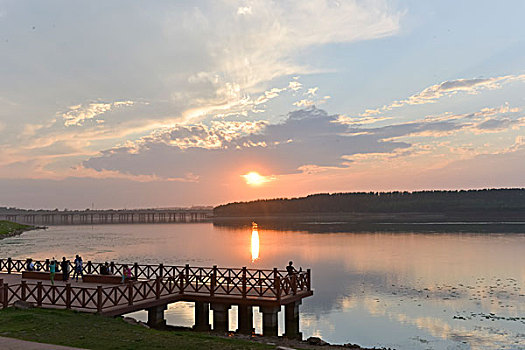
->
[97, 286, 102, 312]
[127, 282, 133, 306]
[242, 267, 247, 299]
[275, 277, 281, 301]
[2, 283, 8, 308]
[133, 262, 139, 279]
[21, 280, 26, 301]
[66, 284, 71, 309]
[179, 272, 184, 295]
[36, 282, 42, 306]
[211, 265, 216, 296]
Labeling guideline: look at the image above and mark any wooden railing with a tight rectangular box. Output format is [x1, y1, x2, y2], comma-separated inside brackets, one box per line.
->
[0, 258, 311, 309]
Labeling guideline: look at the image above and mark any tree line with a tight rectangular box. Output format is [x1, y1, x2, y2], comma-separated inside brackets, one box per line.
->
[213, 189, 525, 217]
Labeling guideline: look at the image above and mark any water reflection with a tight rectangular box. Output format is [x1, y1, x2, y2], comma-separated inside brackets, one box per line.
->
[0, 223, 524, 349]
[251, 222, 260, 262]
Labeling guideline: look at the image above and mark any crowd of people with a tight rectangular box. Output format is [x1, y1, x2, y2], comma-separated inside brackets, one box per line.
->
[24, 258, 301, 285]
[25, 256, 134, 284]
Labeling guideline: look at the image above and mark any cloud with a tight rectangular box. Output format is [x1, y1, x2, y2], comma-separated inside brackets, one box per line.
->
[83, 107, 409, 179]
[293, 99, 315, 107]
[305, 87, 319, 96]
[237, 6, 252, 15]
[61, 101, 134, 127]
[169, 0, 401, 117]
[472, 117, 525, 134]
[361, 74, 525, 116]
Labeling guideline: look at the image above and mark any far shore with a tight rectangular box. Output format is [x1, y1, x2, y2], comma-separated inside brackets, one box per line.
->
[212, 212, 525, 233]
[0, 221, 46, 240]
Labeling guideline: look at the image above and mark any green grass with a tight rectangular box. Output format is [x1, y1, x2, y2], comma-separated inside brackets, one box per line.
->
[0, 220, 32, 236]
[0, 308, 273, 350]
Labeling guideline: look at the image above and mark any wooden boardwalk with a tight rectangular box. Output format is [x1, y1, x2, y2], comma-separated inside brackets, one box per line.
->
[0, 258, 313, 338]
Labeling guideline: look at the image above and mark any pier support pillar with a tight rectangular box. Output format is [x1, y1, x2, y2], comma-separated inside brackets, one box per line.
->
[260, 306, 280, 337]
[211, 303, 231, 332]
[194, 301, 211, 331]
[147, 304, 167, 329]
[236, 304, 253, 334]
[284, 300, 302, 339]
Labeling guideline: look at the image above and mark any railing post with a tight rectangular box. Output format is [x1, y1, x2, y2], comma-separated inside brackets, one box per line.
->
[21, 280, 27, 301]
[128, 282, 133, 306]
[211, 265, 217, 297]
[133, 262, 139, 279]
[7, 258, 12, 274]
[3, 283, 9, 308]
[65, 283, 71, 309]
[307, 269, 311, 291]
[45, 259, 50, 272]
[275, 276, 281, 301]
[155, 278, 160, 299]
[37, 282, 43, 307]
[178, 272, 184, 295]
[87, 261, 92, 274]
[242, 266, 247, 299]
[110, 262, 115, 275]
[185, 264, 190, 290]
[97, 286, 102, 313]
[159, 263, 164, 279]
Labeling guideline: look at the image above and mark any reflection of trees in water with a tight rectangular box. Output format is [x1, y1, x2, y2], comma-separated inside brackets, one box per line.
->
[214, 218, 525, 234]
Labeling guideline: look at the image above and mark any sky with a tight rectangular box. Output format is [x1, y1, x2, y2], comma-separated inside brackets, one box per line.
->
[1, 0, 525, 209]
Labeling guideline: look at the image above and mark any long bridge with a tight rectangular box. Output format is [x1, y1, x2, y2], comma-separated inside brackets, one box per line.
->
[0, 208, 213, 225]
[0, 258, 312, 339]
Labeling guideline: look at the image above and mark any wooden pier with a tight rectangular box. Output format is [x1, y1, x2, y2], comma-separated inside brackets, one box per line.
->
[0, 258, 312, 338]
[0, 208, 213, 225]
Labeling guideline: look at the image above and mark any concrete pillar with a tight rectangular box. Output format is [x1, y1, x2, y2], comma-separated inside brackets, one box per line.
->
[237, 304, 254, 334]
[284, 300, 302, 339]
[147, 304, 167, 328]
[211, 303, 231, 333]
[194, 301, 211, 331]
[260, 306, 280, 337]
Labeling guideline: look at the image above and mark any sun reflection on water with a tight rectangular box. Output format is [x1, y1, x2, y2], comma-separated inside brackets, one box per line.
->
[251, 222, 259, 262]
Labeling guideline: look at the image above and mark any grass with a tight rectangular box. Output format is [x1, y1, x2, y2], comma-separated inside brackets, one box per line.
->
[0, 308, 274, 350]
[0, 220, 33, 236]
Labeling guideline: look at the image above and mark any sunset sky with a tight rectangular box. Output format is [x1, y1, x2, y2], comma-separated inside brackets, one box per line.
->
[1, 1, 525, 209]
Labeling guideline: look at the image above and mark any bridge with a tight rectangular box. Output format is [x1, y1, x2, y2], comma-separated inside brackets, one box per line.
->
[0, 258, 312, 339]
[0, 208, 213, 225]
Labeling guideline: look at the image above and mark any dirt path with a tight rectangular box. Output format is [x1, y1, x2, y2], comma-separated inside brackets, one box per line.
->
[0, 336, 85, 350]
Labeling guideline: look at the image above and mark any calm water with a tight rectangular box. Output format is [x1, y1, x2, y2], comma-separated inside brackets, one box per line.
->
[1, 223, 524, 350]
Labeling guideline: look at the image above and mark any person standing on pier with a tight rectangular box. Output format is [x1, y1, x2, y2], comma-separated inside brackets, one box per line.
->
[72, 255, 79, 281]
[61, 257, 69, 281]
[73, 255, 84, 282]
[286, 261, 296, 276]
[49, 258, 56, 285]
[121, 264, 132, 283]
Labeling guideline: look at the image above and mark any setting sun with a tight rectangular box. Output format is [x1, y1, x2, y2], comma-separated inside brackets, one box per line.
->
[242, 172, 269, 186]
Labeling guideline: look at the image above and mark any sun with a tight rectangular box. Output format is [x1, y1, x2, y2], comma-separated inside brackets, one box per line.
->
[242, 172, 269, 186]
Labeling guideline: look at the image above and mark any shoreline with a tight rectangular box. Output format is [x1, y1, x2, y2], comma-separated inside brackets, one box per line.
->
[0, 307, 393, 350]
[0, 221, 47, 240]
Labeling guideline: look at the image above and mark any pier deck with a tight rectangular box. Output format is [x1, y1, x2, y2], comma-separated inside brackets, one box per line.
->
[0, 258, 312, 338]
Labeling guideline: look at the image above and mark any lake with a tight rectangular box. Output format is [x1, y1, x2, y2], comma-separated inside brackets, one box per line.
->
[0, 223, 524, 350]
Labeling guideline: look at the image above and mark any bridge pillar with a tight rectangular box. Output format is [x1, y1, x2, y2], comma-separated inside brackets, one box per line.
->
[147, 304, 167, 329]
[211, 303, 231, 332]
[193, 301, 211, 331]
[260, 306, 280, 337]
[236, 304, 253, 334]
[284, 300, 302, 339]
